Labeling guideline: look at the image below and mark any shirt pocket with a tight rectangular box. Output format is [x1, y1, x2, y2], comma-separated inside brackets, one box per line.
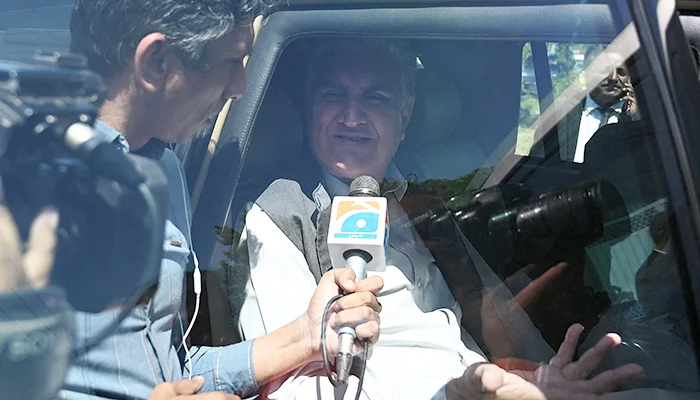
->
[162, 220, 191, 267]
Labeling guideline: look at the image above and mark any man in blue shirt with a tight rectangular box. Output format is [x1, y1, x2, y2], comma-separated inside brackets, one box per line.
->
[60, 1, 383, 399]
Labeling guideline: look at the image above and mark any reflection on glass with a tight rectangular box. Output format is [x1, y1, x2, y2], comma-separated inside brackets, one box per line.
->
[196, 2, 700, 398]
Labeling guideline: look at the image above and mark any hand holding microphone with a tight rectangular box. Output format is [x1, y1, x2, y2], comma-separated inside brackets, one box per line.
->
[326, 176, 388, 385]
[305, 268, 383, 355]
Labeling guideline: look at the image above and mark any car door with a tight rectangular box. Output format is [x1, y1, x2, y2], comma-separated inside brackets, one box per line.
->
[184, 0, 700, 394]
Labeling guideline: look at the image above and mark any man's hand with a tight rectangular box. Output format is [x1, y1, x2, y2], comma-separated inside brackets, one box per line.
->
[622, 82, 638, 117]
[0, 186, 59, 292]
[302, 268, 383, 359]
[447, 324, 644, 399]
[148, 377, 240, 400]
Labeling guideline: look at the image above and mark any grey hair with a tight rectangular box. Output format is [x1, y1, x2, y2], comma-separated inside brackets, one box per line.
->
[71, 0, 272, 79]
[304, 38, 417, 105]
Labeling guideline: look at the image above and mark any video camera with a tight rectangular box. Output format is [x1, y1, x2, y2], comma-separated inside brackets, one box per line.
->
[0, 53, 167, 318]
[419, 180, 630, 278]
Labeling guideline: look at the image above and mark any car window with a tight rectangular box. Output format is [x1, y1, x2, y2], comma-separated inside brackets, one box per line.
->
[189, 0, 700, 396]
[517, 42, 608, 157]
[516, 43, 540, 156]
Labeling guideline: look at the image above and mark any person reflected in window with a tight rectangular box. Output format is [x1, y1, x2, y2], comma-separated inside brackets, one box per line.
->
[569, 46, 640, 163]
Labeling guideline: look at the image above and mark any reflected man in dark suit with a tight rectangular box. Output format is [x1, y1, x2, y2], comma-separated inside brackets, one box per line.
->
[559, 46, 639, 163]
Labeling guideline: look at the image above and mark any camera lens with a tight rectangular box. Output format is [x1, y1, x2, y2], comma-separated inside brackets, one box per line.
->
[510, 180, 627, 241]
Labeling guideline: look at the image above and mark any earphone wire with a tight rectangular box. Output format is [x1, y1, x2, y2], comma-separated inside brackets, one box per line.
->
[170, 144, 201, 379]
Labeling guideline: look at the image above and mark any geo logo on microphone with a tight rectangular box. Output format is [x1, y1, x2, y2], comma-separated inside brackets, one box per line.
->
[333, 200, 382, 239]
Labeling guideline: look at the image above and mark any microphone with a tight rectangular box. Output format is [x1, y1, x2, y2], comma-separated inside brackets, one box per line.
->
[327, 175, 388, 385]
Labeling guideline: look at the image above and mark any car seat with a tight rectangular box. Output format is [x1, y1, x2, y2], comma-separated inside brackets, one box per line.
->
[395, 68, 487, 181]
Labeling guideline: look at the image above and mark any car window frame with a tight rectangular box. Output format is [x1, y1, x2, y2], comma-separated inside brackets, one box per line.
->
[181, 0, 700, 363]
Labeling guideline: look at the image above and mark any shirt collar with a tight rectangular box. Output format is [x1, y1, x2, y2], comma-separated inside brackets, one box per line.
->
[322, 162, 408, 201]
[584, 95, 624, 116]
[93, 119, 131, 152]
[93, 119, 167, 158]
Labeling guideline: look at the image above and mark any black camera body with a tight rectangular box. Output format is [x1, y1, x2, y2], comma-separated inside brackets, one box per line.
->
[0, 54, 167, 313]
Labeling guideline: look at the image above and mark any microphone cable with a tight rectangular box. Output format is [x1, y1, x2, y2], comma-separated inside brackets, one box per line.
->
[320, 294, 369, 400]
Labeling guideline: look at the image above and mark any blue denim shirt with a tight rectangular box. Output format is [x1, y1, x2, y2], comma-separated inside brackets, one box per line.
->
[59, 121, 257, 399]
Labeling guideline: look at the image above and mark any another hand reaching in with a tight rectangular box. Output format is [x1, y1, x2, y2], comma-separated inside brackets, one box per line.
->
[446, 323, 645, 399]
[0, 179, 59, 293]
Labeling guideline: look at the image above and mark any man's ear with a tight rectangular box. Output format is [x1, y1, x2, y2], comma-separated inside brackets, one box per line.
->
[400, 96, 416, 140]
[133, 33, 174, 93]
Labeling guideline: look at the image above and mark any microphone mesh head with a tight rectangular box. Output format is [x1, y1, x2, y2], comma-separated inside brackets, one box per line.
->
[349, 175, 380, 197]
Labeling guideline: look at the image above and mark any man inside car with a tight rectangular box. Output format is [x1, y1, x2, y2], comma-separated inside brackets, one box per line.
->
[61, 2, 383, 399]
[566, 46, 640, 163]
[232, 38, 645, 399]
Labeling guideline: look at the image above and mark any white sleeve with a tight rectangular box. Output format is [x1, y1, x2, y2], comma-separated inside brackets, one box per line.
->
[238, 203, 320, 338]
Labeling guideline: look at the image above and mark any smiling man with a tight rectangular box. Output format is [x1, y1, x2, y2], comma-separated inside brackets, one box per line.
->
[231, 38, 644, 400]
[304, 42, 415, 183]
[61, 2, 383, 400]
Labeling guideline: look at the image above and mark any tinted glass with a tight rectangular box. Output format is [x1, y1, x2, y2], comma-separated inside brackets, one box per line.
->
[194, 0, 700, 395]
[0, 1, 73, 63]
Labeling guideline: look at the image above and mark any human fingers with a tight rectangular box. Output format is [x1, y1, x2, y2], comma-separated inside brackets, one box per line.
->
[514, 262, 569, 309]
[468, 362, 507, 393]
[564, 333, 621, 381]
[355, 275, 384, 295]
[331, 291, 381, 314]
[148, 377, 205, 399]
[353, 319, 380, 350]
[169, 377, 206, 395]
[493, 358, 540, 372]
[549, 323, 584, 369]
[321, 268, 357, 294]
[23, 207, 59, 289]
[169, 394, 241, 400]
[572, 363, 644, 394]
[0, 203, 24, 292]
[196, 393, 241, 400]
[331, 305, 380, 331]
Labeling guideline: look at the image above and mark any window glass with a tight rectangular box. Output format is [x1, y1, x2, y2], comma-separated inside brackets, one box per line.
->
[548, 43, 588, 98]
[194, 1, 700, 396]
[516, 43, 540, 156]
[0, 1, 73, 63]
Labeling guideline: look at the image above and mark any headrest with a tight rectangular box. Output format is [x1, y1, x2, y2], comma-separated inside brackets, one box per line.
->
[404, 68, 461, 149]
[240, 85, 304, 180]
[681, 15, 700, 54]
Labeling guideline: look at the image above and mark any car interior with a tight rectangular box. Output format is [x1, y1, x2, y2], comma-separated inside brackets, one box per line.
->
[5, 0, 700, 395]
[185, 2, 700, 392]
